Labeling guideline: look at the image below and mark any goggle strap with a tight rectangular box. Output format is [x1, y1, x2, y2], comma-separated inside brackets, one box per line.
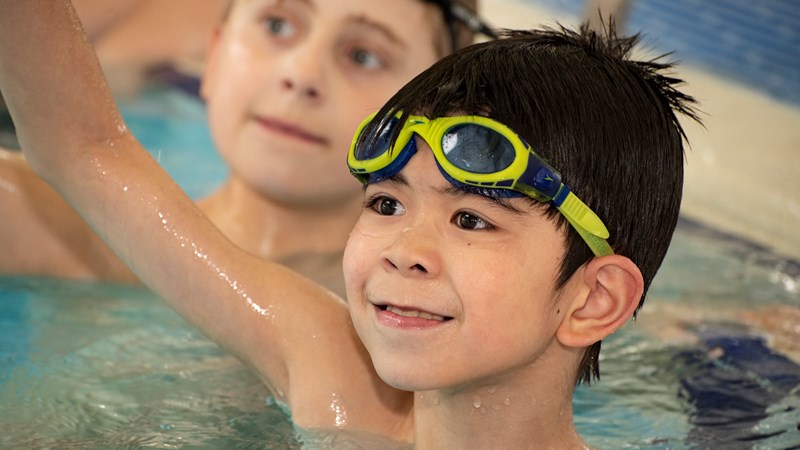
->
[557, 191, 614, 257]
[573, 222, 615, 257]
[551, 185, 570, 207]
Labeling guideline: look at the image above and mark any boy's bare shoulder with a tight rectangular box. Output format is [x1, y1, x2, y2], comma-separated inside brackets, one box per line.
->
[219, 259, 412, 434]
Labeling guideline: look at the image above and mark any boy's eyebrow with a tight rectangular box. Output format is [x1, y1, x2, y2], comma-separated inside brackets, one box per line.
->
[439, 185, 527, 214]
[381, 173, 410, 188]
[266, 0, 404, 46]
[381, 174, 526, 214]
[281, 0, 403, 46]
[348, 15, 405, 47]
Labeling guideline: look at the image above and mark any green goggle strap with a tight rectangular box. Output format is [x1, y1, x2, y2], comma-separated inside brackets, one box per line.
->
[558, 192, 614, 256]
[518, 182, 613, 257]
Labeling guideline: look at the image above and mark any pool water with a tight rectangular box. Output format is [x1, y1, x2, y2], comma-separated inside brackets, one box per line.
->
[1, 88, 798, 449]
[119, 86, 226, 199]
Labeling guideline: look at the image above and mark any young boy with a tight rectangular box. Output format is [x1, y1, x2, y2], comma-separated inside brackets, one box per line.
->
[0, 1, 699, 447]
[0, 0, 492, 298]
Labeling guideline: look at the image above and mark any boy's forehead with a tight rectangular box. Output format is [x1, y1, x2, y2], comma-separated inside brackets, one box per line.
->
[231, 0, 442, 47]
[235, 0, 436, 19]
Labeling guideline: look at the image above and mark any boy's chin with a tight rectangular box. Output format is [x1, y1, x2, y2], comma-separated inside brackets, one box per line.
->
[370, 356, 458, 394]
[370, 357, 432, 392]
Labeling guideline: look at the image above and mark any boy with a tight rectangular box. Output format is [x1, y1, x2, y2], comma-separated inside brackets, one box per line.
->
[0, 1, 699, 447]
[0, 0, 492, 298]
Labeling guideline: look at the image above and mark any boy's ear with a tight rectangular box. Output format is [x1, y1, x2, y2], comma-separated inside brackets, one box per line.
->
[199, 26, 223, 101]
[556, 255, 644, 348]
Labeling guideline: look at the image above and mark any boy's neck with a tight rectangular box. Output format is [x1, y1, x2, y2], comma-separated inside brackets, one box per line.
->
[200, 177, 361, 254]
[198, 177, 362, 296]
[411, 368, 588, 450]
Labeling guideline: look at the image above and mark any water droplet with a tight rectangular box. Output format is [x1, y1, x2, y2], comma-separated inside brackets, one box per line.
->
[473, 396, 482, 408]
[329, 393, 348, 427]
[487, 386, 497, 394]
[504, 398, 511, 406]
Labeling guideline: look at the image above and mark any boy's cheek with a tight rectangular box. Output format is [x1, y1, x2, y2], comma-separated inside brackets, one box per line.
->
[342, 229, 371, 291]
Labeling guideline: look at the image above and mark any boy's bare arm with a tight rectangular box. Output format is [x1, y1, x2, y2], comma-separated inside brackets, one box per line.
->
[0, 0, 279, 377]
[0, 149, 139, 280]
[0, 0, 392, 428]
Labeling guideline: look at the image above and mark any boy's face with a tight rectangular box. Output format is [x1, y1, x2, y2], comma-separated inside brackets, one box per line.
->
[201, 0, 442, 207]
[343, 139, 574, 392]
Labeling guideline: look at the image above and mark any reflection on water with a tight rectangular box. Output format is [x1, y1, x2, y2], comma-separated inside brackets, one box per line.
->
[0, 279, 292, 448]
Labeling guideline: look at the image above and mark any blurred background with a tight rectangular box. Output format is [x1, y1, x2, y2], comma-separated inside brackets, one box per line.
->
[483, 0, 800, 262]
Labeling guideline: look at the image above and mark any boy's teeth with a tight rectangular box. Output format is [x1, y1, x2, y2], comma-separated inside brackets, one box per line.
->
[386, 306, 444, 321]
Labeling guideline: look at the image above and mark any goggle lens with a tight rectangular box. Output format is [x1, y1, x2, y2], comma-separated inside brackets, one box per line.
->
[442, 124, 516, 173]
[355, 118, 517, 177]
[354, 116, 400, 162]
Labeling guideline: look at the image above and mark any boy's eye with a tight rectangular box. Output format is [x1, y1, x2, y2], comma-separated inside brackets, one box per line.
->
[367, 196, 405, 216]
[455, 211, 492, 230]
[349, 48, 383, 70]
[265, 16, 295, 38]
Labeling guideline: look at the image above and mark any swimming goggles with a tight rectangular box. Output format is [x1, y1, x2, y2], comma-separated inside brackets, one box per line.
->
[348, 113, 614, 256]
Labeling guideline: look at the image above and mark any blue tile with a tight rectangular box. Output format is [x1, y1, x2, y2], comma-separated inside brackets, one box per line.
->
[527, 0, 800, 105]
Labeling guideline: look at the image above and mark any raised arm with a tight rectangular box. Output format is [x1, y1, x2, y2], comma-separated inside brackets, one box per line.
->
[0, 0, 287, 386]
[0, 0, 405, 432]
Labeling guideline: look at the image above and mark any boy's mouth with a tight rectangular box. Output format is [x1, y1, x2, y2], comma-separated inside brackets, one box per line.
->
[254, 116, 328, 145]
[377, 304, 453, 322]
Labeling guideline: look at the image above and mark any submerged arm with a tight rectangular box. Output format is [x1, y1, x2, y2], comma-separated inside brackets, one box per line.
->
[0, 0, 402, 430]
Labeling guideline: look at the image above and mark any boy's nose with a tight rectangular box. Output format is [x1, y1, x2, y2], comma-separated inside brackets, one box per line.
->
[280, 78, 319, 99]
[278, 40, 326, 101]
[382, 224, 441, 278]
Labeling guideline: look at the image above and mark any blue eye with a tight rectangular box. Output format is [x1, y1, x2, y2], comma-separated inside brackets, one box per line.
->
[265, 16, 295, 38]
[349, 48, 383, 70]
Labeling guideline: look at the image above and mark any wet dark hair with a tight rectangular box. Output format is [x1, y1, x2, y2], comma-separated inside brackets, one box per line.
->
[361, 23, 701, 384]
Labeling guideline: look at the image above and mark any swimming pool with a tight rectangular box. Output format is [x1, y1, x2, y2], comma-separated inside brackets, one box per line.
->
[487, 0, 800, 263]
[1, 88, 798, 449]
